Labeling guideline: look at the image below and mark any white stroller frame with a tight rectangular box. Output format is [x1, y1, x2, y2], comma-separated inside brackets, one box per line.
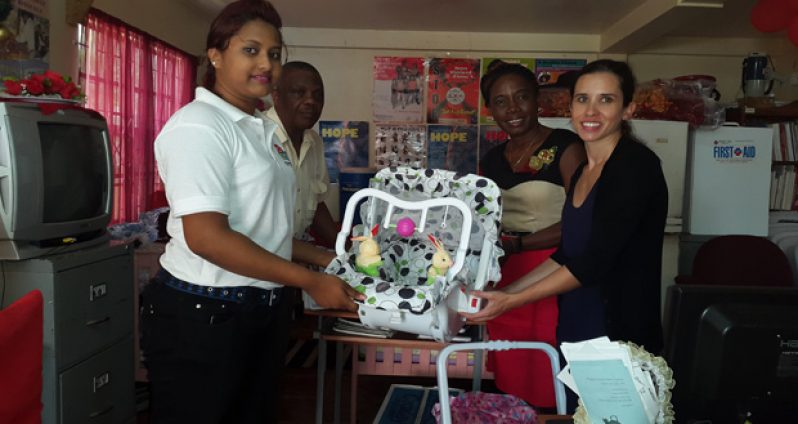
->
[335, 187, 491, 341]
[336, 188, 474, 284]
[436, 341, 568, 423]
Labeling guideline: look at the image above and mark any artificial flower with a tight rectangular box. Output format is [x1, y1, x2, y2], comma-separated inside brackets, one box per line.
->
[1, 70, 84, 101]
[3, 80, 22, 96]
[25, 78, 44, 95]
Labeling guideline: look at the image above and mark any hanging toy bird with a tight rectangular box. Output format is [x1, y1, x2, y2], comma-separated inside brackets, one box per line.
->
[351, 224, 383, 277]
[426, 235, 453, 285]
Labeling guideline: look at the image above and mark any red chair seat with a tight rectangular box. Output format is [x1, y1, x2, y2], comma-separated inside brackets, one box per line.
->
[676, 235, 793, 287]
[0, 290, 43, 424]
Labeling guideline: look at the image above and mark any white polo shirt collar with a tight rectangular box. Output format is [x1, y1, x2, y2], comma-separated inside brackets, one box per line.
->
[195, 87, 260, 123]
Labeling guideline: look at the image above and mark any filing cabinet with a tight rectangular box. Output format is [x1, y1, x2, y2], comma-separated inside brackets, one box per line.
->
[1, 244, 135, 424]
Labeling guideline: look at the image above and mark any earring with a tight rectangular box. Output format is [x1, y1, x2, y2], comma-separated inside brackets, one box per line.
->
[211, 61, 217, 67]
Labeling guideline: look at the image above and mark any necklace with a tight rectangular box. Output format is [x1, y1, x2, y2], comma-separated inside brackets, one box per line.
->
[509, 129, 544, 170]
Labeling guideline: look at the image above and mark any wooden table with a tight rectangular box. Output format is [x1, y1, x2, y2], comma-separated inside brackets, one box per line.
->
[537, 415, 574, 423]
[306, 309, 485, 424]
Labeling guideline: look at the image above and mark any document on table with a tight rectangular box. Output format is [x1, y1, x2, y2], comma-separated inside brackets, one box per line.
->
[558, 337, 658, 424]
[569, 359, 648, 423]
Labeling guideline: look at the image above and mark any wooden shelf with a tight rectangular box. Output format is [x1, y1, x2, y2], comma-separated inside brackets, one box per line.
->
[727, 101, 798, 124]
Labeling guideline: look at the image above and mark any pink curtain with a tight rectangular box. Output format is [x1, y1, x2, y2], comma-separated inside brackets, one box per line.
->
[82, 10, 196, 224]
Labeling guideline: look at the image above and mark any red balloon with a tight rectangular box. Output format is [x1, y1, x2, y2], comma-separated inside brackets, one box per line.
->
[751, 0, 792, 32]
[787, 0, 798, 13]
[788, 16, 798, 46]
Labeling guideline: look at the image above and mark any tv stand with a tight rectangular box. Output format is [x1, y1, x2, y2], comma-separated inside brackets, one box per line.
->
[0, 244, 135, 424]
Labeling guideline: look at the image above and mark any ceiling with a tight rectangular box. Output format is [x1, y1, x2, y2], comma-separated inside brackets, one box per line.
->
[188, 0, 770, 41]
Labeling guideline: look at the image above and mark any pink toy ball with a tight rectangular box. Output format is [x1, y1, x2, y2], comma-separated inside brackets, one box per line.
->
[396, 217, 416, 237]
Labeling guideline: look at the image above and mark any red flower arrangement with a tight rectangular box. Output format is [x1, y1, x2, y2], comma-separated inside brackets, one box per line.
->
[2, 70, 84, 101]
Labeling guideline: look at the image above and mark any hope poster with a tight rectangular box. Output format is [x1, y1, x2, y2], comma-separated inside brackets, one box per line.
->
[319, 120, 370, 183]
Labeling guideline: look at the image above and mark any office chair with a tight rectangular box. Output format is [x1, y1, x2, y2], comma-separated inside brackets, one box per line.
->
[676, 235, 793, 287]
[0, 290, 43, 424]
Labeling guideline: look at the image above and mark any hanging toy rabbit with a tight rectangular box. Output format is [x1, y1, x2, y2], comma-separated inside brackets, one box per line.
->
[426, 234, 453, 285]
[351, 224, 383, 277]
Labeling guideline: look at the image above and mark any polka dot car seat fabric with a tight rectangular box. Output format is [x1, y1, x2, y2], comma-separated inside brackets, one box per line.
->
[326, 167, 503, 316]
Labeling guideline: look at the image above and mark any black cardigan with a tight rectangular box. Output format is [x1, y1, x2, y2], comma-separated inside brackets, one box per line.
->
[551, 135, 668, 354]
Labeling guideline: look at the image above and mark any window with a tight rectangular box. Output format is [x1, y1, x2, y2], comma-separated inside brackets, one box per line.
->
[80, 9, 196, 223]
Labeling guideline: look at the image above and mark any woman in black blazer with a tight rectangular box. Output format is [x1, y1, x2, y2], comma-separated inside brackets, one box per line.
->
[465, 59, 667, 373]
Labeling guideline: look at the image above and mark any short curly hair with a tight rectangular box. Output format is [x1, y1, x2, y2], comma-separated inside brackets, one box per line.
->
[479, 60, 538, 107]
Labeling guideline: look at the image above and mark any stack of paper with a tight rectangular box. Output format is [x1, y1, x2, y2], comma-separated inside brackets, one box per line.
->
[557, 337, 659, 424]
[333, 318, 395, 338]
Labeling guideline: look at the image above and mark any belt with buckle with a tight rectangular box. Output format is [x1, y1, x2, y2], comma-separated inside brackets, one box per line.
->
[156, 269, 281, 306]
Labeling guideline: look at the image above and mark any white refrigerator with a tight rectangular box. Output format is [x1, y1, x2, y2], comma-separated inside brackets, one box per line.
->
[684, 125, 773, 237]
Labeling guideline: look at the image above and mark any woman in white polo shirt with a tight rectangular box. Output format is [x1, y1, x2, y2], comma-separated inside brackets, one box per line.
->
[140, 1, 362, 423]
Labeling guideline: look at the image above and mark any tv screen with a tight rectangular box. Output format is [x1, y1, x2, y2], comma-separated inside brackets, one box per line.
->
[0, 101, 113, 260]
[664, 285, 798, 423]
[40, 123, 107, 222]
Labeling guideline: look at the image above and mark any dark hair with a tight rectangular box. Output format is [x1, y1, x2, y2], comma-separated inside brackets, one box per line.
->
[570, 59, 637, 135]
[480, 59, 538, 107]
[202, 0, 283, 90]
[280, 61, 322, 83]
[569, 59, 636, 107]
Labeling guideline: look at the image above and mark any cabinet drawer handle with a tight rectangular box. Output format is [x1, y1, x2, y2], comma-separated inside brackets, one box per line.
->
[89, 283, 108, 301]
[88, 405, 113, 418]
[85, 316, 110, 327]
[93, 371, 110, 392]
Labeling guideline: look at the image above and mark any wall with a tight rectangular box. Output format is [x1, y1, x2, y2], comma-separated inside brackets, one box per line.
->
[91, 0, 208, 55]
[281, 29, 797, 126]
[46, 0, 77, 78]
[46, 0, 208, 79]
[630, 36, 798, 105]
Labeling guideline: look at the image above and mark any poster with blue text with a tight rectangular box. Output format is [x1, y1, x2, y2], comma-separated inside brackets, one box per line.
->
[319, 121, 370, 183]
[427, 125, 478, 175]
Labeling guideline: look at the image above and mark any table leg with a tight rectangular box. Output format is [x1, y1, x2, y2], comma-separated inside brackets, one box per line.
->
[333, 342, 344, 424]
[350, 347, 359, 424]
[315, 318, 327, 424]
[471, 325, 484, 391]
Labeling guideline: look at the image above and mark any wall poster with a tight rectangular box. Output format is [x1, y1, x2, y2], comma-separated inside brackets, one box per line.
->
[426, 58, 480, 125]
[374, 124, 426, 169]
[372, 56, 424, 123]
[427, 125, 478, 175]
[319, 120, 370, 183]
[0, 0, 49, 78]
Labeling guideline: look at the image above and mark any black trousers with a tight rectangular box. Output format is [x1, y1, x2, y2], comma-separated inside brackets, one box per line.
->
[140, 276, 291, 424]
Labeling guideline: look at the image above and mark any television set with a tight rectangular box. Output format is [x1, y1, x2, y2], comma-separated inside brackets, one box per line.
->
[663, 284, 798, 423]
[0, 100, 113, 260]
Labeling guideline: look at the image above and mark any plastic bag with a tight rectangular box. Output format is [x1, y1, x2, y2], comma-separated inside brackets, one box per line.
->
[633, 78, 724, 129]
